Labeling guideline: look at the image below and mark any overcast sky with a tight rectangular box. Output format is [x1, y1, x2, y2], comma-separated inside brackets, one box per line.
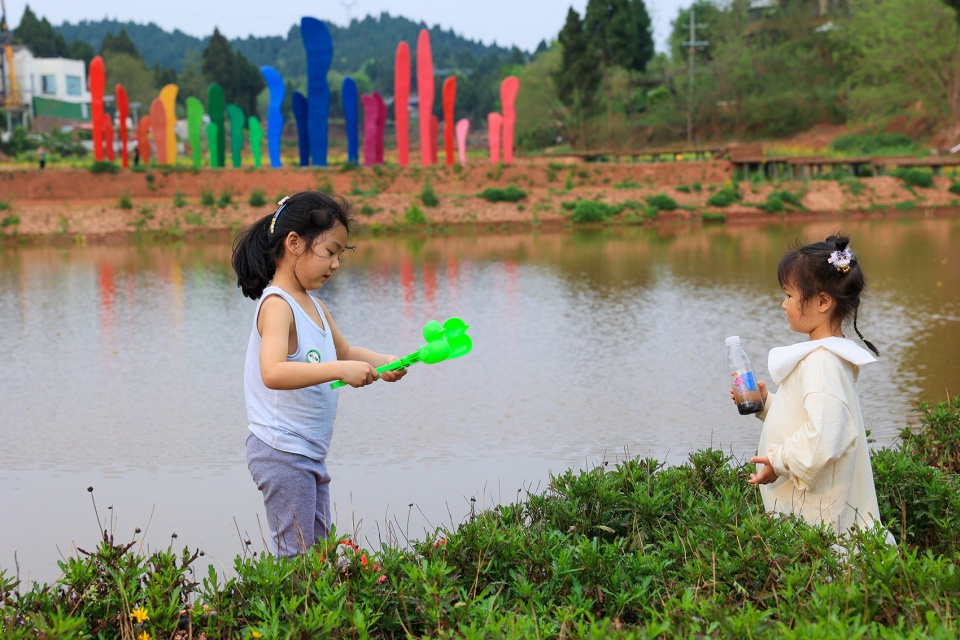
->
[7, 0, 688, 53]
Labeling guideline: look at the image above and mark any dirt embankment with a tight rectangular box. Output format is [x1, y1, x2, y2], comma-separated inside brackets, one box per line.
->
[0, 158, 956, 241]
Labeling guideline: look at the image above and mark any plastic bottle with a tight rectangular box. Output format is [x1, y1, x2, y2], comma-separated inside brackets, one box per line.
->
[726, 336, 764, 415]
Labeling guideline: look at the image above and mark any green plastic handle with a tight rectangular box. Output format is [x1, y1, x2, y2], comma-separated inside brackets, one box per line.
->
[329, 317, 472, 389]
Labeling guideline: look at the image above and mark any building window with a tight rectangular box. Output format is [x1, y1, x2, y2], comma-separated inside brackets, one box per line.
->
[41, 74, 57, 95]
[66, 75, 82, 96]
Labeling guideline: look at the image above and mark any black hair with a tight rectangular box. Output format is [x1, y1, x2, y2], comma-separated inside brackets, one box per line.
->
[777, 232, 879, 357]
[231, 191, 355, 299]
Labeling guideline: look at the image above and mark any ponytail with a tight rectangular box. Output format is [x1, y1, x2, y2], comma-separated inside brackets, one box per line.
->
[231, 190, 356, 299]
[231, 213, 282, 299]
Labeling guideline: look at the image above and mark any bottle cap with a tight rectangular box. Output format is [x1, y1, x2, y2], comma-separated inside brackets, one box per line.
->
[725, 336, 741, 347]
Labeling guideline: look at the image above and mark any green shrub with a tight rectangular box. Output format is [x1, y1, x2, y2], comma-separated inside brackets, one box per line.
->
[757, 192, 785, 213]
[0, 200, 10, 211]
[702, 212, 727, 223]
[949, 182, 960, 195]
[405, 203, 426, 224]
[248, 189, 267, 207]
[477, 185, 527, 203]
[570, 200, 617, 223]
[645, 193, 678, 211]
[564, 170, 574, 191]
[360, 204, 376, 216]
[675, 184, 692, 193]
[892, 167, 934, 188]
[840, 176, 866, 196]
[200, 190, 215, 207]
[118, 193, 133, 209]
[173, 191, 187, 208]
[829, 133, 916, 156]
[90, 161, 119, 174]
[420, 179, 439, 207]
[707, 192, 734, 207]
[217, 190, 233, 208]
[1, 214, 20, 228]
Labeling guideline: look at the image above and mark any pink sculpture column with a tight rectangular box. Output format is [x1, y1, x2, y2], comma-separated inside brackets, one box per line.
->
[442, 77, 456, 167]
[150, 99, 167, 165]
[488, 113, 502, 164]
[455, 118, 470, 167]
[374, 92, 386, 164]
[416, 30, 435, 166]
[395, 42, 411, 167]
[361, 94, 378, 166]
[430, 115, 439, 165]
[500, 76, 519, 165]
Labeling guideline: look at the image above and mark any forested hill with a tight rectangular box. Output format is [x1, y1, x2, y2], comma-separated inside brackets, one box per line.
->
[54, 12, 515, 78]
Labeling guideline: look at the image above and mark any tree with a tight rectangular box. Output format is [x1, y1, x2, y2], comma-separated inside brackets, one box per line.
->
[103, 52, 156, 107]
[201, 29, 264, 117]
[584, 0, 635, 142]
[13, 5, 68, 57]
[66, 39, 95, 65]
[100, 29, 141, 59]
[554, 8, 602, 147]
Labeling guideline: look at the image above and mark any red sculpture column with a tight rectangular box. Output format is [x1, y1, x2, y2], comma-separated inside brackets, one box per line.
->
[416, 30, 435, 166]
[103, 116, 115, 161]
[89, 56, 105, 162]
[442, 77, 456, 167]
[116, 84, 129, 168]
[430, 115, 439, 165]
[395, 42, 411, 167]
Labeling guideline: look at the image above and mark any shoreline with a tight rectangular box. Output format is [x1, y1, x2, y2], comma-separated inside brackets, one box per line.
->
[1, 161, 959, 245]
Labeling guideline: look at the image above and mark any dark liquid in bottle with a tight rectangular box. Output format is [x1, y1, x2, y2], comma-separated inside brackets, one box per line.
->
[737, 400, 763, 415]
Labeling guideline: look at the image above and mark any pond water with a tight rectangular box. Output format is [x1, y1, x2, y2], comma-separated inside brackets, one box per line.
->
[2, 216, 959, 586]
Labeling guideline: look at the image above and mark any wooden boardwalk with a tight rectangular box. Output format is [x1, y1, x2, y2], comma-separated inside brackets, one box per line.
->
[732, 155, 960, 179]
[550, 146, 728, 163]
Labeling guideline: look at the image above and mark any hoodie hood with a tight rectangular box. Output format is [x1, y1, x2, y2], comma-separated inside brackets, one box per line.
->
[768, 337, 876, 385]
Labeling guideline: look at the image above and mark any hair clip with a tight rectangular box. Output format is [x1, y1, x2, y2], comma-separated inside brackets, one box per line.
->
[269, 196, 291, 234]
[828, 247, 854, 273]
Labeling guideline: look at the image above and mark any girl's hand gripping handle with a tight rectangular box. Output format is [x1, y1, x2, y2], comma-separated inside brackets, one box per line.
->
[330, 354, 415, 389]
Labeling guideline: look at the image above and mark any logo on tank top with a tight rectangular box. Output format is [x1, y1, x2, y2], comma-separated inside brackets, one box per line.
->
[306, 349, 322, 363]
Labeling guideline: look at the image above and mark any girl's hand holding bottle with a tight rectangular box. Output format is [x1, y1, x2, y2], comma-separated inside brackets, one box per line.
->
[729, 380, 768, 407]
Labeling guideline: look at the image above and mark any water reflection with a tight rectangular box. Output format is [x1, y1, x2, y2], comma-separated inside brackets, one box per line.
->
[1, 217, 958, 585]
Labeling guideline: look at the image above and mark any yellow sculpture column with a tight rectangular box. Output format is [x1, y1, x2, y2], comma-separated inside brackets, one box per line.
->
[159, 84, 179, 165]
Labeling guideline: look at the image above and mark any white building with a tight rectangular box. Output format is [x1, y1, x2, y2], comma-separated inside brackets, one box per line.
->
[3, 46, 91, 123]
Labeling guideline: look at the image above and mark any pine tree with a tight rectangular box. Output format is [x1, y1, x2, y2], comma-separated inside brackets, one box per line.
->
[13, 5, 68, 57]
[554, 8, 601, 148]
[100, 29, 141, 60]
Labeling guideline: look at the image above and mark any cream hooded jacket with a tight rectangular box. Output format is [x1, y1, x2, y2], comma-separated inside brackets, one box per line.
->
[755, 337, 889, 538]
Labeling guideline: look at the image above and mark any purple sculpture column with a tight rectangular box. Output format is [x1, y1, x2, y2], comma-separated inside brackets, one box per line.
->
[456, 119, 470, 167]
[361, 94, 378, 166]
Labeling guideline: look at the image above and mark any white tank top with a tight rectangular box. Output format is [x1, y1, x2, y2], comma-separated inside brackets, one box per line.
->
[244, 286, 339, 460]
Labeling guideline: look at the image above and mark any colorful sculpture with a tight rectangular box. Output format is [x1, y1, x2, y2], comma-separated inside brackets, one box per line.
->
[260, 66, 285, 168]
[416, 30, 435, 166]
[374, 92, 386, 164]
[88, 56, 105, 162]
[394, 42, 411, 167]
[103, 116, 115, 161]
[342, 77, 359, 165]
[205, 122, 219, 168]
[227, 104, 245, 168]
[186, 97, 204, 168]
[137, 116, 151, 165]
[488, 113, 502, 165]
[301, 17, 333, 166]
[455, 118, 470, 167]
[361, 94, 377, 166]
[500, 76, 520, 165]
[442, 77, 457, 167]
[150, 99, 167, 165]
[430, 115, 439, 165]
[207, 83, 225, 167]
[159, 84, 178, 164]
[249, 116, 264, 168]
[292, 91, 309, 167]
[116, 84, 129, 168]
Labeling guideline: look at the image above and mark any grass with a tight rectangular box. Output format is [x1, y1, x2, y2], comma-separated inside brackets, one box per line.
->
[248, 189, 267, 207]
[477, 186, 527, 203]
[3, 397, 959, 637]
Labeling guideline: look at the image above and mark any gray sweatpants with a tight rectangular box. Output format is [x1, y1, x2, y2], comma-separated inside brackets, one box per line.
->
[246, 433, 332, 557]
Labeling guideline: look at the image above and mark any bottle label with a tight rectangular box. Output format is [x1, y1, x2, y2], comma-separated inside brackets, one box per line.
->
[732, 371, 758, 391]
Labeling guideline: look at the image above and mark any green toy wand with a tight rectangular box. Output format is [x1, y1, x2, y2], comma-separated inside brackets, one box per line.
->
[330, 317, 472, 389]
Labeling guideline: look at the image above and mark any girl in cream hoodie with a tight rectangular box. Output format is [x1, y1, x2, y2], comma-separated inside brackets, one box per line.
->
[745, 234, 893, 543]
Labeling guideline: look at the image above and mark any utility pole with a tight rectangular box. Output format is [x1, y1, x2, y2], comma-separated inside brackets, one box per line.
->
[341, 0, 358, 24]
[682, 4, 709, 147]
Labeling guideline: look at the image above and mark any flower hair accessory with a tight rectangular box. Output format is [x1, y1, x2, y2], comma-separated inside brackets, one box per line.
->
[269, 196, 291, 235]
[828, 247, 854, 273]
